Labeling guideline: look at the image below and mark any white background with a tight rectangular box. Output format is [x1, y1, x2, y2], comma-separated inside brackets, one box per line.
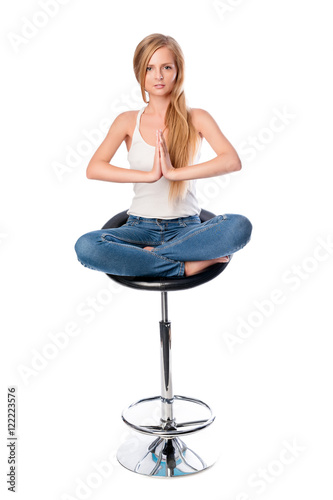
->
[1, 0, 332, 498]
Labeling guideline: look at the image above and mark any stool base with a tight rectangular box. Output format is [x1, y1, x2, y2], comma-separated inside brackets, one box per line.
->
[117, 430, 217, 477]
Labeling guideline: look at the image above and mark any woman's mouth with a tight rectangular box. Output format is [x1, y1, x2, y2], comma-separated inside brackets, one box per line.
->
[154, 85, 165, 88]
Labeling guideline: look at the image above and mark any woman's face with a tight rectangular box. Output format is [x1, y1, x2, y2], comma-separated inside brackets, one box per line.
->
[144, 46, 178, 97]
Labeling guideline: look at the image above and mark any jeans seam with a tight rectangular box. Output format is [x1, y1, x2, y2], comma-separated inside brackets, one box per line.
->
[178, 261, 184, 276]
[101, 233, 156, 246]
[101, 239, 183, 267]
[153, 222, 223, 253]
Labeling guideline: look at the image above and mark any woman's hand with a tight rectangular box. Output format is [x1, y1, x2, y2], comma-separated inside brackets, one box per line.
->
[159, 130, 177, 180]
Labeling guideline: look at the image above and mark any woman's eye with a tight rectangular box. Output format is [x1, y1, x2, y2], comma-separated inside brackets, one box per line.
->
[146, 65, 172, 71]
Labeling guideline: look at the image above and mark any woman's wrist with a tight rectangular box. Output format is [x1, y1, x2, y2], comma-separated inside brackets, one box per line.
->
[164, 166, 178, 181]
[145, 169, 162, 183]
[166, 167, 180, 182]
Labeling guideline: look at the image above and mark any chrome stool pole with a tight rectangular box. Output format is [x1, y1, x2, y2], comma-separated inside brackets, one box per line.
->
[117, 290, 217, 476]
[160, 291, 174, 427]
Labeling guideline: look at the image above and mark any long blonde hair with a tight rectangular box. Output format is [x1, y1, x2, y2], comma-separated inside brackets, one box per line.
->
[133, 33, 200, 202]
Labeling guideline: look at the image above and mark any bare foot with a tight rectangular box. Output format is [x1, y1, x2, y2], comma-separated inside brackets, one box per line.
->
[143, 246, 154, 251]
[184, 256, 229, 276]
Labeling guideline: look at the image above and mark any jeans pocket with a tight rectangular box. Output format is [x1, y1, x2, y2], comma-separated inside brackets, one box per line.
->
[125, 218, 140, 227]
[182, 219, 201, 228]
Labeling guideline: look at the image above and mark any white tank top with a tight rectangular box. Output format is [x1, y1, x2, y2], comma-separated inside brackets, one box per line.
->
[127, 106, 202, 219]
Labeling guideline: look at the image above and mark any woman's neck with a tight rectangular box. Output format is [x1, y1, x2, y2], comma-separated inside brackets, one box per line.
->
[145, 96, 171, 118]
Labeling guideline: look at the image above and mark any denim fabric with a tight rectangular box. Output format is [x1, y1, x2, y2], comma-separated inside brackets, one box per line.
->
[74, 213, 252, 277]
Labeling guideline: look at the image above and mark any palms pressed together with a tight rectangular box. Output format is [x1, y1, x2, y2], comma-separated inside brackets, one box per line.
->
[144, 129, 229, 276]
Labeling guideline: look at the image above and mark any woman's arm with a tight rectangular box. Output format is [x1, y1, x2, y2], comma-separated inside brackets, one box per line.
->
[86, 112, 161, 183]
[160, 108, 241, 181]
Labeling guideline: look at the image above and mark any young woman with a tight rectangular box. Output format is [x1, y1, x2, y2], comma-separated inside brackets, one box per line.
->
[74, 33, 252, 277]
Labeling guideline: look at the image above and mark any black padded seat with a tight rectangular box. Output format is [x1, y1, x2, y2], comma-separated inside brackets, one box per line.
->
[102, 209, 231, 291]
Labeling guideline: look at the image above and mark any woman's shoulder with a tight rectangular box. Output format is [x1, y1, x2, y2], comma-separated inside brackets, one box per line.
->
[114, 109, 140, 124]
[189, 107, 214, 121]
[189, 107, 216, 136]
[112, 109, 141, 134]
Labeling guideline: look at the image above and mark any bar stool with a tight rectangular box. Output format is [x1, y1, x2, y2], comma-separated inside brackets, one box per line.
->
[102, 209, 231, 477]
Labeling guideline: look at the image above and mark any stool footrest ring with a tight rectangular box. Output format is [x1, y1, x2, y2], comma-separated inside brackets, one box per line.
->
[121, 395, 215, 438]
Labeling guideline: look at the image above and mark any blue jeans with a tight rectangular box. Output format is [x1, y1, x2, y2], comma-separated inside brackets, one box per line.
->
[74, 213, 252, 277]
